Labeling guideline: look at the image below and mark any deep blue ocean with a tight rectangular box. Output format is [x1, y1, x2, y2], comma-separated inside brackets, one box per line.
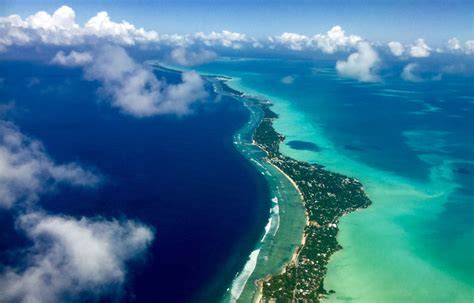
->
[0, 61, 270, 302]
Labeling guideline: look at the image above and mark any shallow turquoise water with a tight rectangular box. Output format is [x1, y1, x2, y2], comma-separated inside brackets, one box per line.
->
[191, 58, 474, 302]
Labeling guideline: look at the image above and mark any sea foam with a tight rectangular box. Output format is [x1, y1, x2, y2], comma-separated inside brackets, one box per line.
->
[228, 196, 280, 302]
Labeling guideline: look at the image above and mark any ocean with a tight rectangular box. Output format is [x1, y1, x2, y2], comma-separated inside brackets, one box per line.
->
[189, 57, 474, 302]
[1, 55, 473, 302]
[0, 60, 271, 302]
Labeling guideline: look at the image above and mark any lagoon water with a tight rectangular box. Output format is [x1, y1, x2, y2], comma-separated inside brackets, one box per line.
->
[191, 58, 474, 302]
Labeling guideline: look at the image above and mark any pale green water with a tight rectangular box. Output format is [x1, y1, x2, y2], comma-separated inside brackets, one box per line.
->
[272, 96, 473, 303]
[210, 67, 473, 302]
[156, 58, 474, 302]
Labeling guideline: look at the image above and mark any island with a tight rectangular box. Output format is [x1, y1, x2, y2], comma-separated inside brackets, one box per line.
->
[251, 100, 372, 302]
[209, 74, 372, 302]
[148, 63, 372, 302]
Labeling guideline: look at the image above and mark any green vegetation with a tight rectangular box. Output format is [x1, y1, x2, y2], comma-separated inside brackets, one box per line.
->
[253, 102, 371, 303]
[152, 69, 371, 302]
[218, 81, 245, 97]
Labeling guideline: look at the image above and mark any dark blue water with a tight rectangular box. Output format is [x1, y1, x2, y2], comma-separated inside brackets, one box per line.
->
[0, 61, 270, 302]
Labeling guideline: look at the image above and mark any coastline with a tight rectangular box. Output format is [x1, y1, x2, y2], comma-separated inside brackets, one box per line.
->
[247, 94, 372, 301]
[149, 62, 308, 302]
[264, 157, 309, 268]
[210, 78, 306, 303]
[150, 60, 474, 303]
[223, 71, 474, 303]
[256, 150, 310, 301]
[148, 62, 370, 302]
[213, 76, 371, 302]
[220, 69, 474, 303]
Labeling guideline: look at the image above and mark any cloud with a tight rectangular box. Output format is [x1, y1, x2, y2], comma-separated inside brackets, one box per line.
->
[0, 6, 268, 52]
[409, 38, 431, 57]
[401, 63, 423, 82]
[169, 47, 217, 66]
[82, 45, 208, 117]
[194, 30, 249, 49]
[83, 11, 158, 45]
[0, 121, 154, 302]
[0, 122, 100, 209]
[447, 37, 474, 55]
[386, 39, 431, 58]
[3, 6, 473, 59]
[281, 75, 295, 84]
[158, 31, 255, 49]
[312, 25, 362, 54]
[0, 44, 157, 302]
[275, 32, 310, 51]
[51, 50, 92, 66]
[274, 26, 362, 53]
[336, 41, 381, 82]
[465, 41, 474, 54]
[388, 41, 404, 56]
[0, 211, 154, 303]
[388, 38, 474, 58]
[448, 37, 462, 51]
[0, 5, 159, 50]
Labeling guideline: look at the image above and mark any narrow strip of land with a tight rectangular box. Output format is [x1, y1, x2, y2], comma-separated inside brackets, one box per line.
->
[251, 100, 372, 302]
[149, 64, 372, 302]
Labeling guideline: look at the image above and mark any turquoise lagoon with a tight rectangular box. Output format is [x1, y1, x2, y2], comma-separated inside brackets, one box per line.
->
[189, 58, 474, 302]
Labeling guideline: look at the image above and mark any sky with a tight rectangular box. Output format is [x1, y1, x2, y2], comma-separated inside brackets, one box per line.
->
[1, 0, 473, 44]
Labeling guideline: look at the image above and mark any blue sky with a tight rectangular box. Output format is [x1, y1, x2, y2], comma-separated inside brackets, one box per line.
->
[1, 0, 473, 44]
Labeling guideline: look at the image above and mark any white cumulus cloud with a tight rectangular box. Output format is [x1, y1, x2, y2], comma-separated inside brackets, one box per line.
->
[0, 211, 154, 303]
[0, 121, 154, 302]
[51, 50, 93, 66]
[312, 25, 362, 54]
[448, 37, 462, 51]
[401, 63, 423, 82]
[465, 41, 474, 54]
[2, 6, 474, 59]
[274, 26, 362, 53]
[447, 37, 474, 55]
[388, 41, 405, 56]
[275, 32, 311, 51]
[194, 30, 248, 49]
[83, 45, 208, 117]
[0, 122, 100, 209]
[409, 38, 431, 58]
[336, 41, 381, 82]
[83, 11, 159, 45]
[0, 5, 159, 50]
[170, 47, 217, 66]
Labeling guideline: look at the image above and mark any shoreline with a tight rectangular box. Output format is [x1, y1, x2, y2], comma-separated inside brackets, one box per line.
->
[255, 146, 310, 302]
[214, 76, 371, 302]
[263, 158, 309, 266]
[214, 68, 472, 303]
[250, 98, 371, 302]
[211, 79, 306, 303]
[150, 60, 474, 303]
[202, 71, 371, 302]
[149, 62, 305, 301]
[148, 62, 371, 302]
[149, 62, 303, 302]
